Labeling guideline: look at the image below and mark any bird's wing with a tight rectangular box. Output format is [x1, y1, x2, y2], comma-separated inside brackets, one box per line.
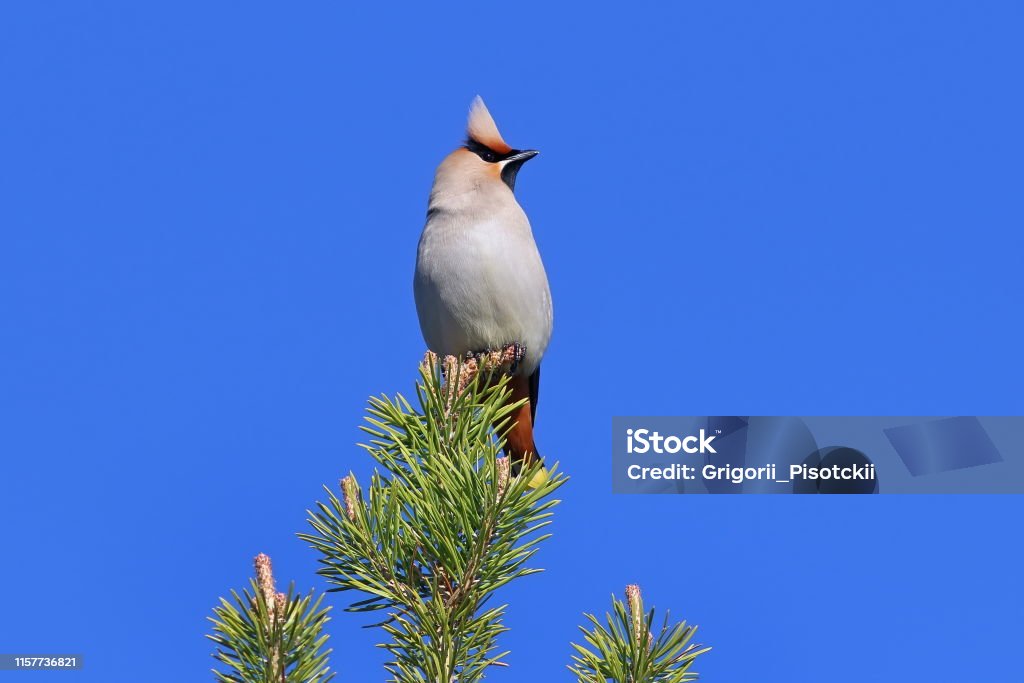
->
[529, 365, 540, 424]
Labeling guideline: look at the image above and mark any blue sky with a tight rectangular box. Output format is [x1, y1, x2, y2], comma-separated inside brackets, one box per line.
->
[2, 2, 1022, 681]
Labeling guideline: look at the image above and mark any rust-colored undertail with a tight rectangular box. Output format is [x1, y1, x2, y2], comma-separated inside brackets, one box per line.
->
[498, 370, 543, 472]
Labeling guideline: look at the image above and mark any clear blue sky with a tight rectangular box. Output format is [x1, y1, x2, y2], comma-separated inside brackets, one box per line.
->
[2, 2, 1022, 681]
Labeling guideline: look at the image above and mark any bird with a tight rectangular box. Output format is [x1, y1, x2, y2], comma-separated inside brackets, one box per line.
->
[414, 96, 552, 481]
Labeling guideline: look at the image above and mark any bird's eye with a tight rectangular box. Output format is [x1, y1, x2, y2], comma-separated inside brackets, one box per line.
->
[465, 139, 501, 163]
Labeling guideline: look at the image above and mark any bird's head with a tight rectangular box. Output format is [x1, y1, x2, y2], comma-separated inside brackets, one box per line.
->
[436, 97, 538, 194]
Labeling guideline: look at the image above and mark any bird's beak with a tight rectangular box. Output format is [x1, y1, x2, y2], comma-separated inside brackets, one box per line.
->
[500, 150, 539, 192]
[506, 149, 539, 163]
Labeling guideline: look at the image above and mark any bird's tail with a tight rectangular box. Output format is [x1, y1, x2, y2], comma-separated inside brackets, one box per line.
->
[502, 385, 548, 489]
[507, 445, 547, 488]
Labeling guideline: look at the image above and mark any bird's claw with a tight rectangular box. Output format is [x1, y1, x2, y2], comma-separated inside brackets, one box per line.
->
[465, 342, 527, 375]
[507, 342, 526, 374]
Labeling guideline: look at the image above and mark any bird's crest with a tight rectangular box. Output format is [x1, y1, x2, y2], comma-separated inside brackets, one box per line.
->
[466, 96, 512, 154]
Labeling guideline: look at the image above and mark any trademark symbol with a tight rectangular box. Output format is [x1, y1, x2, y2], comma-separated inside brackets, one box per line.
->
[716, 430, 722, 435]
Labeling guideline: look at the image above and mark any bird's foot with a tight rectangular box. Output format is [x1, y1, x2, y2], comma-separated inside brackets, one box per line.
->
[425, 343, 528, 402]
[506, 342, 527, 373]
[466, 342, 527, 375]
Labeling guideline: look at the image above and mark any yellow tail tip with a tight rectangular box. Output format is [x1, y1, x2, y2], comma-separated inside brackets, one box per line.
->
[526, 465, 550, 489]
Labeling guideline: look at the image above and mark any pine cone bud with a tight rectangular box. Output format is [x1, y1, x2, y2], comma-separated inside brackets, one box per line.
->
[625, 584, 643, 644]
[341, 475, 359, 521]
[255, 553, 276, 605]
[496, 456, 511, 497]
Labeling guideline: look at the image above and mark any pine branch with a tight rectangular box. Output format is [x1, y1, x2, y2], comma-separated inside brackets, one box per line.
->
[206, 351, 712, 682]
[207, 554, 334, 683]
[299, 351, 566, 682]
[569, 585, 710, 683]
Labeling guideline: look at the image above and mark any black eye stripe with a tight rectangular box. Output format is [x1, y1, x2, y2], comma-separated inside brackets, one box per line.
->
[465, 138, 516, 163]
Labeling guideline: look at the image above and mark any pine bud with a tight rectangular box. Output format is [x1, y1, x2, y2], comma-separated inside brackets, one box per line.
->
[496, 456, 511, 497]
[255, 553, 277, 605]
[625, 584, 643, 644]
[275, 592, 288, 622]
[341, 475, 359, 521]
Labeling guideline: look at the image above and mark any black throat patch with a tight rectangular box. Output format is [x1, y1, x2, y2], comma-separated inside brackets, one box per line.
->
[464, 139, 529, 191]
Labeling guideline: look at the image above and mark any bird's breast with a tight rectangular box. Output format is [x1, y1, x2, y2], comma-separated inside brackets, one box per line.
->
[414, 207, 553, 373]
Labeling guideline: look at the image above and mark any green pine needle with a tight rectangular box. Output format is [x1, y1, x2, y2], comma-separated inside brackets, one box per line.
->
[207, 580, 334, 683]
[569, 587, 710, 683]
[298, 359, 566, 683]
